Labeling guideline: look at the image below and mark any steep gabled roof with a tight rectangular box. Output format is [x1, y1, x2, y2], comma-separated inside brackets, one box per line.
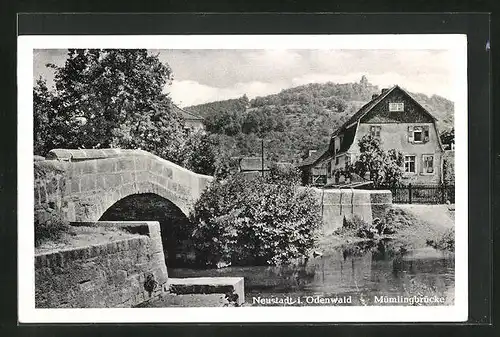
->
[296, 146, 330, 168]
[332, 85, 439, 139]
[332, 86, 397, 137]
[171, 104, 204, 121]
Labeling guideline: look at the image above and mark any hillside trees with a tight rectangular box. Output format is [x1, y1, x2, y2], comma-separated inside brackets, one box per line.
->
[187, 96, 249, 136]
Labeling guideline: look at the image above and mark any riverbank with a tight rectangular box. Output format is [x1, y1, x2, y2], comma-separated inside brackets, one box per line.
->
[315, 204, 455, 255]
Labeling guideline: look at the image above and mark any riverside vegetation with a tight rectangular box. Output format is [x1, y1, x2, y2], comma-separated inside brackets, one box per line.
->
[317, 206, 455, 257]
[188, 171, 322, 267]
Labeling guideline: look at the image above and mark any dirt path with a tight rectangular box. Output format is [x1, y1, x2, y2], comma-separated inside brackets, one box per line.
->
[393, 204, 454, 229]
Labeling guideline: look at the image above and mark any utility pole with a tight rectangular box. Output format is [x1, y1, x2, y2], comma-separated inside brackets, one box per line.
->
[261, 138, 264, 177]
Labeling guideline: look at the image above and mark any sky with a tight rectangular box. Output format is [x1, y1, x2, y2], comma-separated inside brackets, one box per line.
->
[33, 49, 455, 107]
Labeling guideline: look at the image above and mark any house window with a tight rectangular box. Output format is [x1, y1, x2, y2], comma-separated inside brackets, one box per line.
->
[335, 156, 339, 165]
[327, 161, 332, 178]
[370, 125, 381, 138]
[413, 127, 423, 142]
[408, 125, 430, 143]
[404, 155, 416, 173]
[389, 102, 404, 111]
[422, 155, 434, 174]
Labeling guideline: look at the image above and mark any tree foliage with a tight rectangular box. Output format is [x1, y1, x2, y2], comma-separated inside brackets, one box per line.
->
[185, 96, 248, 136]
[33, 49, 187, 164]
[440, 128, 455, 148]
[345, 134, 404, 187]
[181, 131, 219, 175]
[266, 163, 301, 185]
[189, 175, 322, 266]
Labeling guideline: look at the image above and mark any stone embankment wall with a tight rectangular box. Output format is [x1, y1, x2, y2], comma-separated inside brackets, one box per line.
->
[305, 188, 393, 233]
[35, 221, 168, 308]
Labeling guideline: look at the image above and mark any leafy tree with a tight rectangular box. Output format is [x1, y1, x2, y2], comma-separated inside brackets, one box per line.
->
[181, 132, 219, 175]
[440, 128, 455, 149]
[33, 78, 58, 156]
[345, 134, 404, 187]
[34, 49, 187, 163]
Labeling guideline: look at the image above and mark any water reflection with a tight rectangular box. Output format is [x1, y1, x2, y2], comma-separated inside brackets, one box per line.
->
[169, 239, 455, 306]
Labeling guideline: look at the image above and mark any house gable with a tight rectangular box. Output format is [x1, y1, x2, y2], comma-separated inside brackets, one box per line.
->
[360, 87, 435, 124]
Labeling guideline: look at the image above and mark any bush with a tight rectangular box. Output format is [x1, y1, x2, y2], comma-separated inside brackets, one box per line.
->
[427, 227, 455, 252]
[34, 207, 70, 246]
[189, 175, 322, 266]
[337, 215, 396, 239]
[266, 162, 301, 185]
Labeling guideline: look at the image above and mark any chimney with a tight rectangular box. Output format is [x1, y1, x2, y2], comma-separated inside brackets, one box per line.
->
[371, 94, 379, 100]
[381, 88, 389, 95]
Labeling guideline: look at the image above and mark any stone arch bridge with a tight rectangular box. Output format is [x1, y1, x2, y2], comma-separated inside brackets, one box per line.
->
[34, 149, 213, 222]
[34, 148, 391, 231]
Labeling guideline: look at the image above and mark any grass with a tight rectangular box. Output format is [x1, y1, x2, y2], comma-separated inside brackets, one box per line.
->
[316, 204, 455, 254]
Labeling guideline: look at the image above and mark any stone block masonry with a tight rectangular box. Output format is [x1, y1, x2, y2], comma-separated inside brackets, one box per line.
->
[35, 221, 168, 308]
[303, 187, 393, 233]
[168, 277, 245, 306]
[35, 149, 213, 223]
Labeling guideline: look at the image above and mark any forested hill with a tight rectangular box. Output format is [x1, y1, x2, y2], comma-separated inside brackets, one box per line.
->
[184, 77, 454, 164]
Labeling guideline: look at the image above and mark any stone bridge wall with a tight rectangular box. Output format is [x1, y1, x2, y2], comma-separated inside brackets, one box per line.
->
[35, 221, 168, 308]
[305, 187, 393, 233]
[34, 149, 213, 223]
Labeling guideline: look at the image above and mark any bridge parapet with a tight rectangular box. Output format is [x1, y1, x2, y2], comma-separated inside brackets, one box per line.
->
[35, 149, 213, 223]
[47, 148, 154, 162]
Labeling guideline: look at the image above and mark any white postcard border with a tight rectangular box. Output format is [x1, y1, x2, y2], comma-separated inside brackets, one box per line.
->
[18, 34, 468, 323]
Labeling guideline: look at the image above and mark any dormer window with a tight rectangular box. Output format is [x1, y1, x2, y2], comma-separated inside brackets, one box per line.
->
[389, 102, 404, 112]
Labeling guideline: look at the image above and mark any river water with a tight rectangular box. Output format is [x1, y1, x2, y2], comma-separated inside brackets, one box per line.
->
[168, 239, 455, 306]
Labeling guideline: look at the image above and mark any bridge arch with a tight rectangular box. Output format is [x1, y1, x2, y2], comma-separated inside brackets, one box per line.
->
[34, 149, 213, 223]
[99, 192, 193, 267]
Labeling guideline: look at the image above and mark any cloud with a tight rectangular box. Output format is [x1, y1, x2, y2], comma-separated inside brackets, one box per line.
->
[167, 79, 286, 107]
[33, 48, 456, 104]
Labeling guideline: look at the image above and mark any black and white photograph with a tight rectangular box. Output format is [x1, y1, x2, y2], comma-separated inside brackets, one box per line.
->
[18, 34, 468, 323]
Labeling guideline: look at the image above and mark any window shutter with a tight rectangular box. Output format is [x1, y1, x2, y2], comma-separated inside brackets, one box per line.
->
[423, 126, 430, 142]
[408, 126, 414, 143]
[421, 155, 425, 174]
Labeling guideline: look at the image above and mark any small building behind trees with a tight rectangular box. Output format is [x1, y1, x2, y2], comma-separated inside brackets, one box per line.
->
[297, 147, 331, 186]
[172, 104, 205, 132]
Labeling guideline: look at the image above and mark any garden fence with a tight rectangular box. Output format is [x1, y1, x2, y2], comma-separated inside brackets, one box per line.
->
[367, 183, 455, 204]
